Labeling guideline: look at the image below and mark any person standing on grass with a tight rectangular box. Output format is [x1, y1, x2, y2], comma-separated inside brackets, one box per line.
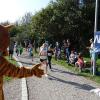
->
[28, 42, 32, 51]
[39, 43, 48, 77]
[18, 43, 23, 55]
[9, 41, 15, 59]
[65, 39, 71, 64]
[30, 46, 34, 61]
[89, 38, 98, 73]
[15, 44, 20, 56]
[54, 42, 60, 60]
[75, 52, 85, 72]
[47, 47, 54, 70]
[69, 50, 77, 65]
[86, 39, 95, 68]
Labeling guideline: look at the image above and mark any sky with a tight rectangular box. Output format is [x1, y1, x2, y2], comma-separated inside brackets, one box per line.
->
[0, 0, 51, 23]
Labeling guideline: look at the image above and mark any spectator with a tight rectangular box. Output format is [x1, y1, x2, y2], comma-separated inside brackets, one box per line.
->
[54, 42, 60, 60]
[63, 40, 67, 58]
[89, 38, 98, 73]
[16, 44, 20, 56]
[29, 46, 34, 61]
[24, 41, 28, 51]
[86, 38, 94, 70]
[19, 44, 23, 55]
[74, 51, 78, 63]
[65, 39, 71, 64]
[9, 41, 15, 59]
[69, 50, 78, 65]
[28, 42, 32, 52]
[75, 52, 85, 72]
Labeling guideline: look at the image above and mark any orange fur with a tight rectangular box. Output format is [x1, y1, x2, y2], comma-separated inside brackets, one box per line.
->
[0, 25, 44, 100]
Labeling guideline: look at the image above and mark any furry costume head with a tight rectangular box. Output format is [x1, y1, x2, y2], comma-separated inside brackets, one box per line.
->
[0, 25, 13, 56]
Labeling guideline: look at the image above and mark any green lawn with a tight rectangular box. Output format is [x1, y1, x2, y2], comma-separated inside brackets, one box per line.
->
[4, 56, 18, 82]
[52, 57, 100, 84]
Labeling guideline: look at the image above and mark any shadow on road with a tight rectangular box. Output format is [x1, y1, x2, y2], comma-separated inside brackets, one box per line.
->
[48, 74, 95, 91]
[19, 55, 39, 59]
[16, 61, 35, 66]
[51, 67, 78, 76]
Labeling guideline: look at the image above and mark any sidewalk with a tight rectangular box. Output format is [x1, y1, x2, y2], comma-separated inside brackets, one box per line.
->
[17, 51, 100, 100]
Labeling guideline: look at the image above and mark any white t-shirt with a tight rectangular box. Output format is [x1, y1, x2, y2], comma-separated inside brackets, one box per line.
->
[90, 43, 93, 53]
[90, 43, 93, 49]
[40, 47, 47, 59]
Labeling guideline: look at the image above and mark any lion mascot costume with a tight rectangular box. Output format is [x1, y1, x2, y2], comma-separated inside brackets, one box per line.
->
[0, 24, 44, 100]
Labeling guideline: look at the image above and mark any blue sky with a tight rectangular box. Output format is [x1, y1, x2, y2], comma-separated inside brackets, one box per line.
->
[0, 0, 51, 23]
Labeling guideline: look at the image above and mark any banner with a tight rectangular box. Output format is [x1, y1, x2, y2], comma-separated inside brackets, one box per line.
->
[94, 31, 100, 52]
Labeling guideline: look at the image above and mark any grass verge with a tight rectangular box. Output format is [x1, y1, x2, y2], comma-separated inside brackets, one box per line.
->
[52, 57, 100, 84]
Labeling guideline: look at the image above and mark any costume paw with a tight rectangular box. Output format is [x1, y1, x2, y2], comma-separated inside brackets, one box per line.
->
[32, 63, 44, 78]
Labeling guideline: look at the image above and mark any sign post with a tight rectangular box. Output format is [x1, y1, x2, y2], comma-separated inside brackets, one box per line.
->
[93, 0, 98, 75]
[93, 31, 100, 76]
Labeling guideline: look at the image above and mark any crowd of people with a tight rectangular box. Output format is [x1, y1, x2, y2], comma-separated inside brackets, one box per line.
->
[35, 39, 91, 74]
[53, 39, 86, 72]
[8, 38, 98, 75]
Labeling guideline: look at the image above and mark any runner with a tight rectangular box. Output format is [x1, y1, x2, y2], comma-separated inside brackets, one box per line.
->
[39, 43, 48, 77]
[47, 47, 54, 70]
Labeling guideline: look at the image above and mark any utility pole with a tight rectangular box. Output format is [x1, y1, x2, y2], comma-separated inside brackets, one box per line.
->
[93, 0, 98, 75]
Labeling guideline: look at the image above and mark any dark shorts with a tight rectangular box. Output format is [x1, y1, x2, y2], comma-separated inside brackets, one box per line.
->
[40, 59, 47, 62]
[9, 50, 14, 54]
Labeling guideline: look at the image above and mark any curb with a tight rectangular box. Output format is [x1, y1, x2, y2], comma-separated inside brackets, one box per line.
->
[13, 55, 28, 100]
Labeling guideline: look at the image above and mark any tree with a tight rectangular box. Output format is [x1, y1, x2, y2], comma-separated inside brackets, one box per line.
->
[11, 0, 96, 53]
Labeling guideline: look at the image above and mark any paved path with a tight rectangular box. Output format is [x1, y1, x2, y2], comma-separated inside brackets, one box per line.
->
[4, 79, 21, 100]
[17, 51, 100, 100]
[4, 51, 100, 100]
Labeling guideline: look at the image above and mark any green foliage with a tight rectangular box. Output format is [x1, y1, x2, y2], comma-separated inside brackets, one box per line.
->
[30, 0, 95, 48]
[8, 0, 96, 49]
